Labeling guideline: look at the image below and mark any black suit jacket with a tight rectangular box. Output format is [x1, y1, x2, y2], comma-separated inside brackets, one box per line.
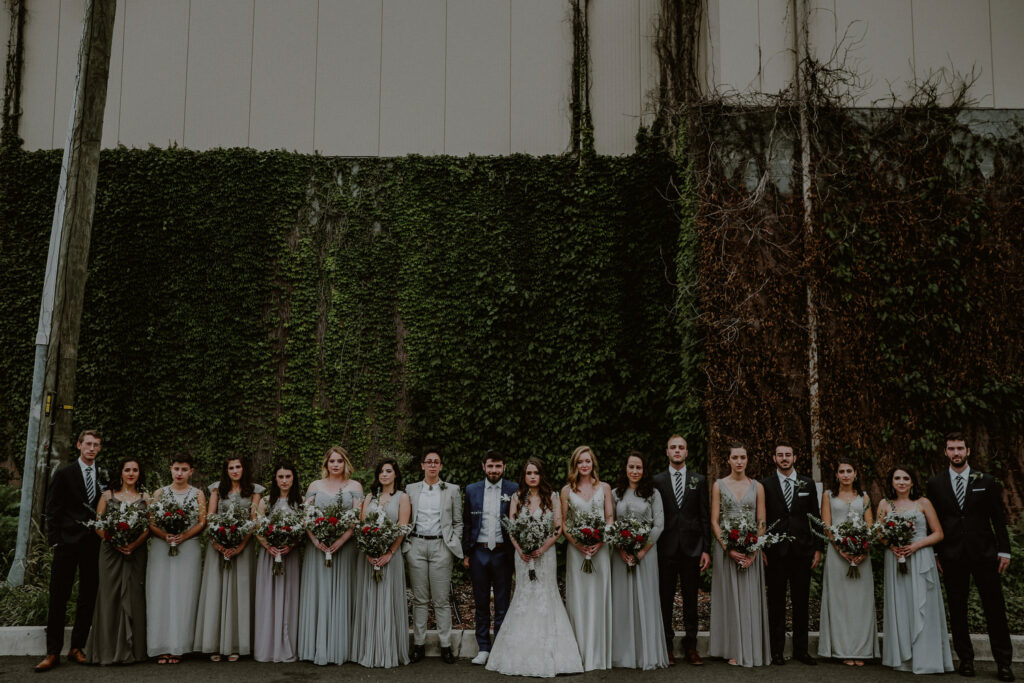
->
[760, 472, 821, 560]
[654, 467, 711, 558]
[926, 470, 1010, 562]
[45, 461, 102, 546]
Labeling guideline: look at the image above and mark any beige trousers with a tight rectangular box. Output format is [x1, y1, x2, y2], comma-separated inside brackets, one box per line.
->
[405, 536, 454, 646]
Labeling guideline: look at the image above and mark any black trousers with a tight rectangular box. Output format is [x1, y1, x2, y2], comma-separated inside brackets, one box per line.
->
[942, 556, 1012, 667]
[658, 552, 701, 650]
[46, 539, 100, 655]
[765, 550, 811, 658]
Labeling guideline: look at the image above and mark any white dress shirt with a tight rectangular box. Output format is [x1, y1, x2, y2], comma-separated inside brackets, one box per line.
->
[476, 479, 503, 547]
[950, 465, 1010, 560]
[415, 482, 442, 536]
[78, 457, 99, 503]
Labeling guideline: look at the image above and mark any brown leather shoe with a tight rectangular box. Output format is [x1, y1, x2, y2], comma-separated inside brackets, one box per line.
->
[66, 648, 87, 664]
[34, 655, 59, 672]
[686, 649, 703, 665]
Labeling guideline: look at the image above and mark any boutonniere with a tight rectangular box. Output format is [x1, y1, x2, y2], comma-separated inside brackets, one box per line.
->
[791, 478, 810, 493]
[968, 472, 984, 485]
[687, 477, 700, 491]
[438, 481, 448, 491]
[500, 494, 512, 503]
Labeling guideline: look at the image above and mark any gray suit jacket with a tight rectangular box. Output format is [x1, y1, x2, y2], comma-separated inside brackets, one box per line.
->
[403, 480, 464, 559]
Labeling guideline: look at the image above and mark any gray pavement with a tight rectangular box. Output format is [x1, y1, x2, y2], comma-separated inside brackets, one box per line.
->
[0, 656, 1012, 682]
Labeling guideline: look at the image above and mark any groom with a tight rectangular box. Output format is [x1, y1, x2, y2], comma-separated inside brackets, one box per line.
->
[404, 447, 463, 664]
[926, 432, 1014, 682]
[462, 450, 517, 666]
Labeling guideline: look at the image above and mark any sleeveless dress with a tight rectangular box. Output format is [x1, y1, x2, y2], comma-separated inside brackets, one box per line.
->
[86, 495, 148, 664]
[487, 492, 584, 678]
[253, 498, 302, 662]
[146, 485, 202, 657]
[881, 503, 953, 674]
[350, 493, 410, 668]
[564, 486, 613, 670]
[193, 482, 264, 656]
[297, 486, 363, 665]
[610, 488, 669, 670]
[818, 492, 879, 660]
[709, 479, 771, 666]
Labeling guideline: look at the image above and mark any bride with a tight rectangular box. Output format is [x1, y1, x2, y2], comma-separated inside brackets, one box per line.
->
[486, 457, 583, 678]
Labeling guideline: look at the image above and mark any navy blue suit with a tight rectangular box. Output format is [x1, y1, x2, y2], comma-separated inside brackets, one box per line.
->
[462, 478, 518, 651]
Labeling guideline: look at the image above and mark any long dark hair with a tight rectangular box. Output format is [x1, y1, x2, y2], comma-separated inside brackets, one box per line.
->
[107, 457, 146, 494]
[885, 464, 922, 501]
[614, 451, 655, 500]
[830, 458, 863, 496]
[515, 457, 555, 515]
[268, 462, 302, 509]
[370, 458, 403, 497]
[218, 456, 255, 500]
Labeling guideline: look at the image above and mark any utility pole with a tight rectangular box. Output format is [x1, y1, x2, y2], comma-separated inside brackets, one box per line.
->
[6, 0, 116, 586]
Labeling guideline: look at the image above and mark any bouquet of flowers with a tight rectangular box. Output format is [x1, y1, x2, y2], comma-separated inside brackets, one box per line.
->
[814, 512, 873, 578]
[607, 513, 653, 574]
[82, 499, 148, 548]
[206, 500, 258, 570]
[720, 515, 792, 569]
[149, 494, 199, 556]
[875, 511, 916, 574]
[303, 496, 359, 567]
[502, 510, 554, 580]
[256, 505, 306, 576]
[565, 507, 608, 574]
[354, 506, 411, 583]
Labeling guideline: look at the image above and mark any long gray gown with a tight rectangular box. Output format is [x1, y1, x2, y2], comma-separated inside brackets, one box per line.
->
[193, 483, 263, 656]
[610, 488, 669, 670]
[350, 493, 410, 668]
[297, 486, 362, 665]
[818, 492, 879, 660]
[86, 496, 148, 664]
[146, 485, 202, 657]
[709, 479, 771, 667]
[565, 486, 613, 671]
[253, 498, 302, 662]
[881, 504, 953, 674]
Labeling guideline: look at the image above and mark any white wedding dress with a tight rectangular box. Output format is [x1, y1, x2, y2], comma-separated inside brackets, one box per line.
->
[486, 494, 584, 678]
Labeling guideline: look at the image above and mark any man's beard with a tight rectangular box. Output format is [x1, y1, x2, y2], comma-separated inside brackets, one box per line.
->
[486, 473, 502, 484]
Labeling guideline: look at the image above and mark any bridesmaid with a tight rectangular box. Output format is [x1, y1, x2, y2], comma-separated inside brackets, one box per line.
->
[560, 445, 614, 671]
[708, 440, 771, 667]
[818, 459, 878, 666]
[297, 446, 364, 665]
[85, 457, 150, 665]
[146, 454, 206, 665]
[254, 462, 304, 662]
[610, 451, 669, 670]
[878, 465, 953, 674]
[351, 458, 411, 668]
[193, 456, 263, 661]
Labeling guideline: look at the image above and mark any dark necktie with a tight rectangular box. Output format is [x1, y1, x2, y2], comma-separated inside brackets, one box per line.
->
[783, 477, 793, 510]
[955, 474, 965, 509]
[84, 466, 96, 505]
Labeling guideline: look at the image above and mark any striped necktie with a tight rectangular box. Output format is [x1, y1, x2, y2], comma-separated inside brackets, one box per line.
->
[84, 466, 96, 505]
[673, 471, 684, 508]
[783, 477, 793, 510]
[955, 474, 965, 509]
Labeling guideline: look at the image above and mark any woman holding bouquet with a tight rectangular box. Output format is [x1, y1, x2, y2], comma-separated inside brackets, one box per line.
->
[877, 466, 952, 674]
[194, 457, 263, 661]
[351, 458, 411, 668]
[85, 458, 151, 665]
[297, 445, 364, 665]
[487, 457, 583, 677]
[146, 454, 206, 664]
[818, 459, 878, 666]
[254, 463, 304, 662]
[560, 445, 614, 671]
[610, 452, 668, 670]
[709, 441, 770, 667]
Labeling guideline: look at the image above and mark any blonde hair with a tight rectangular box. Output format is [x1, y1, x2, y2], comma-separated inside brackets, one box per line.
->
[321, 445, 354, 480]
[567, 445, 600, 492]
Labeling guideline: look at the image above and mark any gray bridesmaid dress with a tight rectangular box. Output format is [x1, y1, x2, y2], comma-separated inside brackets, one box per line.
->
[86, 496, 148, 664]
[253, 498, 302, 662]
[146, 485, 202, 657]
[610, 488, 669, 670]
[297, 486, 362, 665]
[709, 479, 771, 667]
[818, 492, 879, 660]
[350, 493, 410, 668]
[881, 504, 953, 674]
[193, 482, 264, 656]
[565, 486, 613, 671]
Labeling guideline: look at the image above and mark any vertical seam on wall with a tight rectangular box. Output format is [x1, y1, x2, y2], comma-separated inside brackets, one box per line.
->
[987, 0, 995, 107]
[638, 0, 643, 130]
[312, 0, 319, 152]
[377, 0, 383, 155]
[909, 0, 915, 82]
[508, 0, 512, 154]
[442, 0, 447, 154]
[116, 1, 125, 144]
[51, 0, 62, 148]
[247, 0, 255, 147]
[182, 0, 191, 147]
[756, 0, 762, 93]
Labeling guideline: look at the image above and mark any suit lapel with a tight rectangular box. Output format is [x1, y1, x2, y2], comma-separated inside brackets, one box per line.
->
[940, 471, 958, 512]
[665, 469, 683, 513]
[963, 472, 979, 512]
[440, 485, 450, 529]
[409, 482, 421, 528]
[73, 462, 89, 503]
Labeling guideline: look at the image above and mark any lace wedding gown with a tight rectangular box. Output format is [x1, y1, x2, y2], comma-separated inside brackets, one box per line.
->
[486, 494, 583, 678]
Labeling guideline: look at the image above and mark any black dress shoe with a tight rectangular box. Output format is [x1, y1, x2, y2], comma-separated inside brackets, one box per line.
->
[997, 666, 1015, 682]
[409, 644, 425, 663]
[793, 652, 817, 665]
[441, 647, 456, 664]
[771, 655, 786, 666]
[958, 660, 975, 677]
